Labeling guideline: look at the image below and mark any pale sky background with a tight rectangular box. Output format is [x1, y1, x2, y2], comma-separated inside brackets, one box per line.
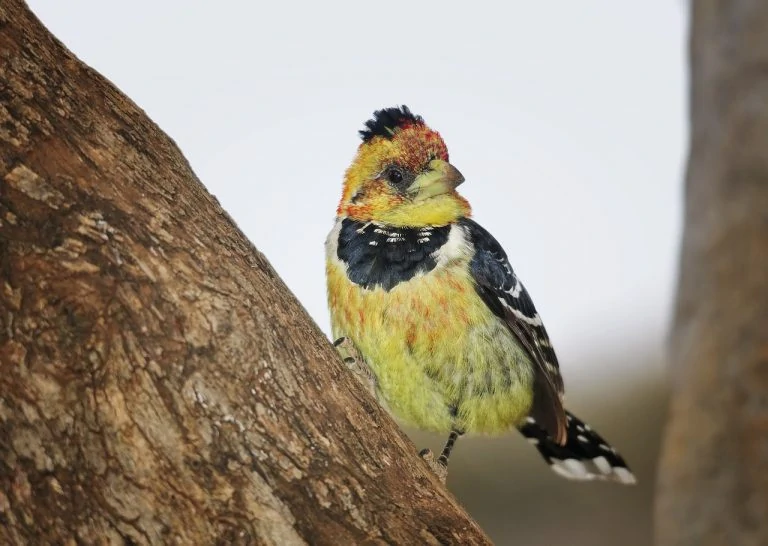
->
[28, 1, 687, 384]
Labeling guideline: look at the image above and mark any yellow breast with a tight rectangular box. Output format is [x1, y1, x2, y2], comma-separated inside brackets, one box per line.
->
[326, 222, 534, 434]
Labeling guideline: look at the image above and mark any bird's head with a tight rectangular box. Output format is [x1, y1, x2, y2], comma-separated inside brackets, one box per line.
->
[337, 106, 471, 227]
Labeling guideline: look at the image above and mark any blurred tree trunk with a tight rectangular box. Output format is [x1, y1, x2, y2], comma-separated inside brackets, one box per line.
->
[0, 2, 490, 544]
[656, 1, 768, 545]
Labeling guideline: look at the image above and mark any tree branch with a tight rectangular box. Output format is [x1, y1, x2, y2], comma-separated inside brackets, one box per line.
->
[0, 1, 490, 544]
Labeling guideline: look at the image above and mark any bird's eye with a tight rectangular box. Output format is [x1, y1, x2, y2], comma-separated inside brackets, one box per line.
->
[386, 167, 404, 185]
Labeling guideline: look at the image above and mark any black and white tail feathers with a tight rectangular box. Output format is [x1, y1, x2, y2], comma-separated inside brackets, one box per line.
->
[519, 411, 636, 485]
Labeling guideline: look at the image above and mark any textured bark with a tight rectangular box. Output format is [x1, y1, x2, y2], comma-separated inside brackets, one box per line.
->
[656, 1, 768, 545]
[0, 2, 490, 544]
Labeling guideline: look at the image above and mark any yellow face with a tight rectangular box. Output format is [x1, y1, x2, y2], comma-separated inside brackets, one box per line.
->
[337, 123, 471, 227]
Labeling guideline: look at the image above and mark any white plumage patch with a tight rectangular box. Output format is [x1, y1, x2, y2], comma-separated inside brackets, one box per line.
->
[549, 457, 637, 484]
[506, 305, 544, 326]
[325, 218, 344, 266]
[518, 411, 636, 486]
[431, 223, 471, 268]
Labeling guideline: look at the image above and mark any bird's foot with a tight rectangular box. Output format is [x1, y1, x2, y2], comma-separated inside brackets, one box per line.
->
[333, 337, 378, 397]
[418, 448, 448, 484]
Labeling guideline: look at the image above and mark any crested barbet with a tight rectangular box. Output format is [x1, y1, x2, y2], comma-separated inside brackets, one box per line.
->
[325, 105, 635, 485]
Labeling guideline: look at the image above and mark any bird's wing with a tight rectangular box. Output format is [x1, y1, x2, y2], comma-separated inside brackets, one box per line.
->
[461, 218, 567, 445]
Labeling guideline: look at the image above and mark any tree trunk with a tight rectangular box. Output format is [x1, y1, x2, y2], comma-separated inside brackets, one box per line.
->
[0, 2, 489, 544]
[656, 1, 768, 545]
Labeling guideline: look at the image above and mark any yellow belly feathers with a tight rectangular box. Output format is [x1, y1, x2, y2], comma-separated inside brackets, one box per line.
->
[327, 260, 534, 435]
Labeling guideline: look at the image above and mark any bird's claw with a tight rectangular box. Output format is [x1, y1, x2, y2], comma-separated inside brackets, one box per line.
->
[419, 448, 448, 484]
[333, 337, 378, 397]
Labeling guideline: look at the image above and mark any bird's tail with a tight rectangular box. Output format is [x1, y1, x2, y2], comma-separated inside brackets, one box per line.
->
[518, 411, 636, 484]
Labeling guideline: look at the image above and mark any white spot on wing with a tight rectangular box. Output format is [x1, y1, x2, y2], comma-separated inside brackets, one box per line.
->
[507, 276, 523, 298]
[502, 302, 544, 326]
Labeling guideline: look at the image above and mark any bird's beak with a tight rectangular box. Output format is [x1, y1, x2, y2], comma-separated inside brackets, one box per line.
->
[409, 159, 465, 201]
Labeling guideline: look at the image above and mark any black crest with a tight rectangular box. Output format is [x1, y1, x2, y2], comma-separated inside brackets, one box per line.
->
[359, 105, 424, 142]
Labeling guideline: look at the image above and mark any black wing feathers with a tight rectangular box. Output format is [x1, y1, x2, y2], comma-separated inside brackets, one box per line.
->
[519, 411, 636, 483]
[461, 218, 567, 444]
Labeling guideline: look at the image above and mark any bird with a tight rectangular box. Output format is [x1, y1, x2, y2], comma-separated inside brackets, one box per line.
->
[325, 105, 635, 485]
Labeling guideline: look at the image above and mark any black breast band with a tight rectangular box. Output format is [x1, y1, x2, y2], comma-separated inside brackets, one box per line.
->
[336, 219, 452, 291]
